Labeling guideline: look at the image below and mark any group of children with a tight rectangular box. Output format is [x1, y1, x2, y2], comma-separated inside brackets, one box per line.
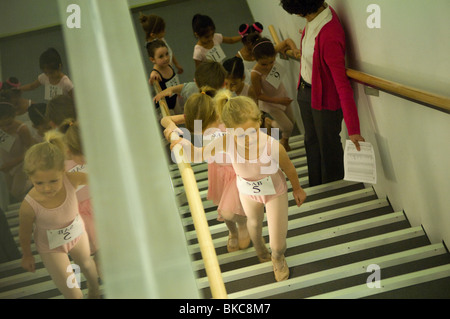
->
[148, 13, 307, 282]
[0, 11, 306, 299]
[1, 47, 101, 298]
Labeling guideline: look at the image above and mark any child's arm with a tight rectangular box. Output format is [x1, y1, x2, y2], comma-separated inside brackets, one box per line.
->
[153, 84, 184, 103]
[160, 114, 185, 141]
[19, 80, 41, 92]
[149, 70, 162, 85]
[251, 71, 292, 107]
[222, 35, 242, 44]
[275, 38, 301, 59]
[171, 55, 184, 74]
[19, 200, 36, 273]
[66, 171, 88, 189]
[277, 140, 307, 207]
[170, 134, 226, 163]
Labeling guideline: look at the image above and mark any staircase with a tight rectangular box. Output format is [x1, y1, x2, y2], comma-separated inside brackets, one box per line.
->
[1, 133, 450, 299]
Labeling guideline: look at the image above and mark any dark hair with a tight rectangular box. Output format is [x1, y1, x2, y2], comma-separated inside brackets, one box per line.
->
[239, 22, 263, 44]
[0, 77, 21, 100]
[223, 57, 245, 79]
[146, 39, 167, 57]
[0, 102, 16, 119]
[45, 94, 77, 126]
[251, 37, 276, 60]
[39, 48, 62, 70]
[28, 103, 48, 126]
[280, 0, 325, 16]
[139, 13, 165, 39]
[192, 14, 215, 37]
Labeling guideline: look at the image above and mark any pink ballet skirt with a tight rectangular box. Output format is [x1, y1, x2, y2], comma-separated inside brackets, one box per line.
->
[207, 162, 246, 221]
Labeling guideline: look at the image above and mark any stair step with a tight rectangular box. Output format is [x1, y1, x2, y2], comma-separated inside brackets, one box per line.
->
[228, 243, 447, 299]
[309, 263, 450, 299]
[196, 226, 426, 288]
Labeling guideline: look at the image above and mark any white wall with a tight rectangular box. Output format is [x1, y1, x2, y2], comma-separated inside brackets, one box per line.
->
[247, 0, 450, 245]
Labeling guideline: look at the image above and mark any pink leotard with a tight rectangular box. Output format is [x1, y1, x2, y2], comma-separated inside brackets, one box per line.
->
[25, 174, 84, 254]
[230, 134, 287, 204]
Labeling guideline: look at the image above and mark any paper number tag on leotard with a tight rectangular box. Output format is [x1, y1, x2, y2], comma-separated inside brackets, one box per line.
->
[165, 74, 180, 88]
[266, 62, 285, 89]
[236, 175, 276, 196]
[206, 45, 226, 63]
[45, 84, 63, 101]
[46, 215, 84, 250]
[0, 129, 15, 152]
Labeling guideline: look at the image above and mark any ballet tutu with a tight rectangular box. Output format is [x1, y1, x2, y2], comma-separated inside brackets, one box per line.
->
[207, 163, 246, 221]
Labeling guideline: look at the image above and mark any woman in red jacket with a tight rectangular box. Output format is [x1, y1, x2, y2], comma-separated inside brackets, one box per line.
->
[280, 0, 365, 186]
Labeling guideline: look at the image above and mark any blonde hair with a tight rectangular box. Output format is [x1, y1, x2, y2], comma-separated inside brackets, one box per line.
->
[23, 130, 66, 176]
[215, 89, 261, 128]
[59, 118, 83, 156]
[184, 86, 218, 133]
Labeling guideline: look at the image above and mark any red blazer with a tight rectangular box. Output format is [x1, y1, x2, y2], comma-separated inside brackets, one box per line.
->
[299, 6, 360, 136]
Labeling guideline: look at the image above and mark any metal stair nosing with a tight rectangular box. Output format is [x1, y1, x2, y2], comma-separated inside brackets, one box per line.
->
[308, 263, 450, 299]
[227, 243, 448, 299]
[195, 226, 426, 289]
[192, 211, 407, 268]
[188, 199, 390, 254]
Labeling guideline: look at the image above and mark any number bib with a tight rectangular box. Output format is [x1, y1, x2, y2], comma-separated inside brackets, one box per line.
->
[266, 62, 285, 89]
[206, 45, 226, 63]
[0, 129, 15, 152]
[45, 84, 63, 101]
[236, 175, 276, 196]
[165, 74, 180, 88]
[46, 215, 84, 250]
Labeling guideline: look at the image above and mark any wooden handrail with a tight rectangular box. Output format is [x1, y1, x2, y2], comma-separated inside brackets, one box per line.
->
[268, 25, 450, 113]
[152, 82, 228, 299]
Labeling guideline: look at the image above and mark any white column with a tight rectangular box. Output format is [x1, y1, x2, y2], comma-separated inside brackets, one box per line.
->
[57, 0, 199, 298]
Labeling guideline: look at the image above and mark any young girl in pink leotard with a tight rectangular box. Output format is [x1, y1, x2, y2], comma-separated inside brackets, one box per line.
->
[161, 87, 250, 253]
[59, 119, 101, 279]
[172, 90, 307, 282]
[18, 130, 100, 299]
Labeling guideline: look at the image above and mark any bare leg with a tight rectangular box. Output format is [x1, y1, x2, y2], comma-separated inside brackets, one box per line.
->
[40, 252, 83, 299]
[265, 193, 289, 281]
[239, 195, 270, 262]
[69, 232, 100, 298]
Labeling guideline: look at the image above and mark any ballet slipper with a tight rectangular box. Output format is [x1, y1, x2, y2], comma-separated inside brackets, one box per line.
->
[272, 256, 289, 282]
[227, 233, 239, 253]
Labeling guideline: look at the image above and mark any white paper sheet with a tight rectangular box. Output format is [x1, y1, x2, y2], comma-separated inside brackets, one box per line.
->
[344, 140, 377, 184]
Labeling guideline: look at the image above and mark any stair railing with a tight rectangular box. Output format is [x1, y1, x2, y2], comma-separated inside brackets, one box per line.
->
[152, 82, 228, 299]
[268, 25, 450, 114]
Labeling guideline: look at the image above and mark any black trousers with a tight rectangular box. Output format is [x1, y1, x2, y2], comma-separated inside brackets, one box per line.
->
[297, 84, 344, 187]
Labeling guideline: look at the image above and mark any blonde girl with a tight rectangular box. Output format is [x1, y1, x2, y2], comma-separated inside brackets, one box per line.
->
[161, 87, 250, 253]
[19, 130, 100, 298]
[172, 91, 307, 281]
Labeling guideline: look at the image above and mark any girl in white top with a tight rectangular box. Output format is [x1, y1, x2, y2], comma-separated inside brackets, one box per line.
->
[19, 48, 74, 101]
[192, 14, 241, 67]
[236, 22, 263, 85]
